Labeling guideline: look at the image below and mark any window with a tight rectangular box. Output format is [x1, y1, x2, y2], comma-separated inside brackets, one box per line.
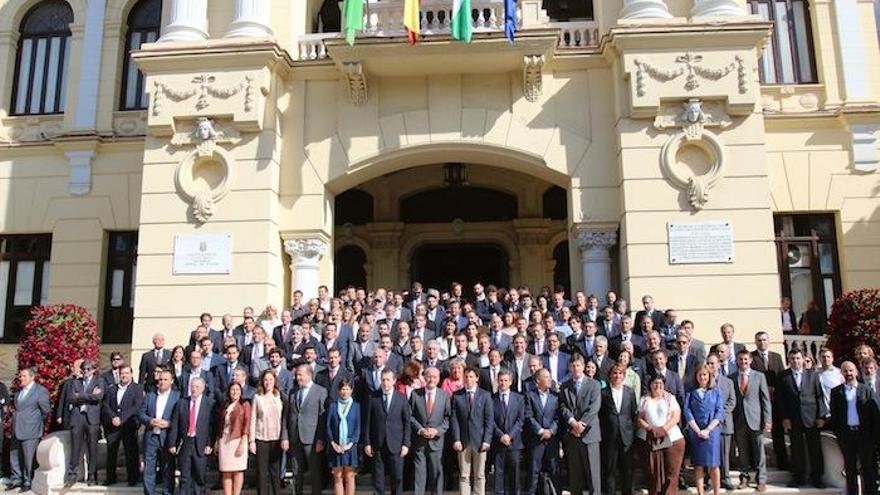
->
[774, 214, 841, 335]
[11, 0, 73, 115]
[749, 0, 817, 84]
[334, 189, 374, 225]
[120, 0, 161, 110]
[0, 235, 51, 342]
[103, 232, 138, 343]
[400, 186, 518, 223]
[542, 186, 568, 220]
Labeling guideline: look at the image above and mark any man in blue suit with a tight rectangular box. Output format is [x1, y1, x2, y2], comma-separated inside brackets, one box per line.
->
[139, 369, 178, 495]
[670, 331, 704, 391]
[526, 368, 560, 495]
[364, 368, 411, 495]
[543, 333, 571, 388]
[644, 349, 685, 405]
[168, 376, 216, 495]
[179, 350, 216, 399]
[492, 369, 525, 495]
[451, 367, 494, 495]
[212, 344, 242, 398]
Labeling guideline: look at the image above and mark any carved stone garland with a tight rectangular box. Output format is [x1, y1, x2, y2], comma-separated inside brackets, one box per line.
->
[523, 55, 545, 102]
[152, 75, 255, 117]
[655, 99, 730, 210]
[634, 54, 747, 97]
[342, 62, 367, 106]
[171, 117, 241, 223]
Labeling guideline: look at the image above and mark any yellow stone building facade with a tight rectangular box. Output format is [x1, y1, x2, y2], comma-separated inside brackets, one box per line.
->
[0, 0, 877, 369]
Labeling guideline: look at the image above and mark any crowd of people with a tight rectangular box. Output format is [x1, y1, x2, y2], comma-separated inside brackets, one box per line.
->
[3, 282, 879, 495]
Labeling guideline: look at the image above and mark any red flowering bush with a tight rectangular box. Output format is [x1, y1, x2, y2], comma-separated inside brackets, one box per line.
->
[825, 288, 880, 362]
[15, 304, 100, 432]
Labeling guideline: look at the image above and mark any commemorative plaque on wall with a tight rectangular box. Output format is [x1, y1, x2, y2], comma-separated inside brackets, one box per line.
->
[667, 221, 734, 264]
[173, 233, 233, 274]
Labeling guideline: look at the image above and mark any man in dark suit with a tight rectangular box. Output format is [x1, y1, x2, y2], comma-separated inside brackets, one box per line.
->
[543, 332, 571, 387]
[55, 358, 83, 430]
[139, 368, 178, 495]
[644, 349, 685, 405]
[712, 323, 746, 358]
[8, 368, 50, 492]
[218, 313, 245, 350]
[670, 330, 703, 391]
[315, 347, 353, 401]
[199, 336, 224, 372]
[212, 344, 243, 398]
[168, 376, 216, 495]
[322, 322, 353, 371]
[779, 349, 828, 488]
[100, 352, 125, 388]
[425, 291, 446, 330]
[139, 333, 171, 392]
[281, 364, 328, 495]
[830, 361, 879, 495]
[450, 333, 480, 368]
[599, 365, 638, 495]
[179, 350, 216, 399]
[750, 330, 788, 470]
[272, 309, 295, 355]
[706, 352, 738, 490]
[359, 348, 390, 402]
[492, 369, 525, 495]
[731, 349, 772, 492]
[505, 335, 533, 393]
[598, 306, 621, 339]
[365, 368, 411, 495]
[560, 355, 602, 495]
[102, 365, 143, 486]
[65, 360, 104, 487]
[525, 368, 560, 495]
[410, 367, 451, 495]
[634, 295, 664, 334]
[451, 367, 494, 494]
[609, 316, 646, 359]
[592, 336, 614, 381]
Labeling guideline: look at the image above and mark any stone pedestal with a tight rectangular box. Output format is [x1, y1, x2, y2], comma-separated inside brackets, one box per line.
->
[691, 0, 746, 17]
[575, 230, 617, 298]
[620, 0, 672, 19]
[31, 432, 71, 495]
[225, 0, 273, 38]
[285, 238, 329, 302]
[159, 0, 208, 42]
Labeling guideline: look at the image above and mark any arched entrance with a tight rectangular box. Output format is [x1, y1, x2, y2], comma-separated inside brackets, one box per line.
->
[411, 243, 509, 293]
[334, 244, 367, 290]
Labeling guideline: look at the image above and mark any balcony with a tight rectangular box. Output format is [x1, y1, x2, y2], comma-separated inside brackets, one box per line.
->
[294, 0, 600, 61]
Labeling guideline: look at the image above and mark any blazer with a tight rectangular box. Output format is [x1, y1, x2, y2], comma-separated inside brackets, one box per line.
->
[451, 388, 494, 449]
[504, 353, 533, 393]
[730, 369, 772, 431]
[669, 349, 704, 391]
[68, 376, 105, 425]
[684, 387, 725, 430]
[212, 361, 243, 397]
[542, 351, 571, 385]
[409, 387, 450, 451]
[778, 368, 828, 427]
[750, 350, 786, 389]
[281, 383, 328, 446]
[525, 388, 559, 440]
[492, 390, 525, 450]
[272, 324, 296, 354]
[592, 354, 615, 382]
[609, 333, 646, 359]
[55, 377, 77, 429]
[138, 389, 180, 445]
[365, 389, 411, 453]
[634, 309, 664, 332]
[217, 401, 251, 439]
[829, 383, 878, 437]
[315, 367, 353, 401]
[102, 381, 144, 430]
[326, 401, 361, 447]
[351, 340, 378, 373]
[100, 369, 120, 388]
[178, 368, 216, 399]
[560, 377, 602, 444]
[12, 383, 50, 440]
[599, 385, 638, 449]
[716, 375, 737, 435]
[597, 320, 621, 339]
[643, 368, 685, 405]
[489, 333, 512, 354]
[139, 348, 171, 385]
[168, 395, 216, 454]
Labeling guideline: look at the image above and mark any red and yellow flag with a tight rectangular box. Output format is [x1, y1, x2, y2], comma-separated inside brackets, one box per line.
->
[403, 0, 420, 44]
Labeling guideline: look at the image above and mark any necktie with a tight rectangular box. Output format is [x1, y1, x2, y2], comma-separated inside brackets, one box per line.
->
[426, 391, 434, 415]
[722, 363, 728, 376]
[330, 368, 337, 380]
[585, 338, 593, 356]
[540, 392, 547, 410]
[187, 399, 197, 436]
[227, 365, 233, 383]
[155, 350, 161, 361]
[795, 371, 801, 390]
[18, 387, 27, 402]
[384, 393, 391, 412]
[679, 356, 686, 379]
[537, 341, 543, 355]
[468, 391, 474, 410]
[299, 388, 307, 407]
[575, 379, 582, 395]
[739, 373, 749, 394]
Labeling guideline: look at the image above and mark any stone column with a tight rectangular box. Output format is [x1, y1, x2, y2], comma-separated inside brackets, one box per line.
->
[72, 0, 106, 130]
[576, 230, 617, 298]
[159, 0, 208, 42]
[225, 0, 274, 38]
[620, 0, 672, 19]
[284, 238, 329, 303]
[691, 0, 746, 17]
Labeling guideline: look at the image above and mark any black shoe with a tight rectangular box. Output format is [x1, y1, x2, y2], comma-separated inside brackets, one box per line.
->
[127, 481, 138, 487]
[721, 480, 735, 491]
[4, 484, 19, 491]
[813, 480, 826, 489]
[87, 480, 97, 487]
[18, 486, 30, 493]
[63, 479, 74, 489]
[679, 478, 688, 490]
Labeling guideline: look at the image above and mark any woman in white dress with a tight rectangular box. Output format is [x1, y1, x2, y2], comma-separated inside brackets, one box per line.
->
[637, 374, 686, 495]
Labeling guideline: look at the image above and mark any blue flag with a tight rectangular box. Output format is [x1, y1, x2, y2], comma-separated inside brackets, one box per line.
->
[504, 0, 517, 43]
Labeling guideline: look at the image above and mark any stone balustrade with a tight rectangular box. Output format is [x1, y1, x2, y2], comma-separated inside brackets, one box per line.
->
[783, 334, 828, 362]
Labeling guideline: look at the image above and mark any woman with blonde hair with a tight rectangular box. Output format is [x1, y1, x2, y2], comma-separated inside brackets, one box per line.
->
[259, 305, 280, 333]
[684, 364, 725, 495]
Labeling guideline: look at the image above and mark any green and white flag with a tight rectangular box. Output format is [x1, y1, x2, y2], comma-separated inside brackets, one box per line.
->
[342, 0, 364, 45]
[451, 0, 472, 43]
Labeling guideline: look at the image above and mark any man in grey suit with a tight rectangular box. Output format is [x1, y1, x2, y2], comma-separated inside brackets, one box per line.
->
[281, 364, 327, 495]
[560, 355, 602, 495]
[9, 367, 50, 492]
[730, 349, 772, 492]
[65, 360, 104, 487]
[410, 367, 450, 495]
[451, 367, 493, 495]
[707, 350, 738, 490]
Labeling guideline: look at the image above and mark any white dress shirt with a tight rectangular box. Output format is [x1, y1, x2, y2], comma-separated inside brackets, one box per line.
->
[154, 390, 171, 434]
